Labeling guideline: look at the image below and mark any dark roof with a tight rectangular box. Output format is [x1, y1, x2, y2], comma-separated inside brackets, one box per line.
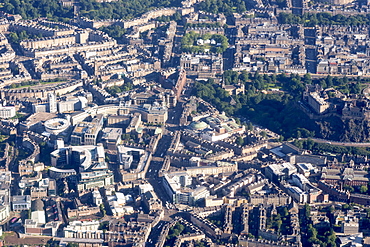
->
[31, 199, 44, 211]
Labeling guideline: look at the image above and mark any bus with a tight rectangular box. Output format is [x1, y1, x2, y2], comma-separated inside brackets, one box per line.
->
[10, 217, 19, 224]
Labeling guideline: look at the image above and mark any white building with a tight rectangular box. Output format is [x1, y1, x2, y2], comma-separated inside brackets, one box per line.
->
[286, 185, 308, 203]
[64, 220, 102, 238]
[291, 173, 310, 190]
[0, 106, 16, 119]
[138, 183, 154, 194]
[163, 172, 210, 205]
[48, 93, 57, 113]
[92, 190, 102, 206]
[107, 192, 134, 216]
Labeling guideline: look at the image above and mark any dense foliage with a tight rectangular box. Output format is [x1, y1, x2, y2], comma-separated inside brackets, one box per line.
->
[193, 71, 318, 139]
[164, 222, 189, 247]
[197, 0, 256, 16]
[181, 31, 229, 53]
[1, 0, 73, 21]
[105, 81, 133, 96]
[193, 71, 370, 141]
[78, 0, 182, 20]
[8, 30, 43, 44]
[299, 204, 336, 247]
[266, 207, 292, 235]
[155, 12, 182, 23]
[98, 25, 126, 41]
[279, 12, 370, 26]
[0, 0, 182, 21]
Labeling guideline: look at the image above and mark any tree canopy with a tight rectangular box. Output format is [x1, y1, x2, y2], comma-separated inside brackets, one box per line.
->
[1, 0, 73, 20]
[278, 12, 370, 26]
[0, 0, 182, 21]
[197, 0, 255, 16]
[99, 25, 126, 41]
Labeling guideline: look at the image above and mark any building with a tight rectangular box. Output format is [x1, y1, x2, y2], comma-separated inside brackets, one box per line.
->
[70, 114, 104, 145]
[188, 113, 246, 142]
[306, 92, 329, 114]
[265, 163, 297, 184]
[286, 185, 308, 203]
[78, 170, 114, 191]
[0, 171, 11, 222]
[321, 167, 370, 187]
[341, 221, 359, 235]
[44, 118, 70, 135]
[12, 195, 31, 211]
[125, 113, 141, 133]
[180, 53, 223, 78]
[64, 220, 102, 239]
[49, 167, 77, 179]
[0, 106, 15, 119]
[92, 190, 103, 206]
[48, 93, 57, 113]
[58, 96, 88, 113]
[163, 172, 210, 205]
[101, 127, 122, 149]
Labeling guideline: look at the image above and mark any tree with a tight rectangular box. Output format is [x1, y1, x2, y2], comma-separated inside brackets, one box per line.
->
[304, 203, 311, 219]
[99, 25, 126, 40]
[342, 204, 352, 211]
[236, 136, 244, 146]
[296, 130, 302, 139]
[274, 219, 282, 233]
[247, 122, 254, 131]
[360, 185, 368, 194]
[8, 32, 19, 44]
[100, 203, 106, 216]
[281, 207, 289, 217]
[239, 70, 249, 82]
[307, 224, 317, 239]
[343, 185, 354, 193]
[67, 243, 79, 247]
[260, 131, 267, 138]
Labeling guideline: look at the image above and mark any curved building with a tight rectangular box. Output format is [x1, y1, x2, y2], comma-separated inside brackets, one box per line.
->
[44, 118, 70, 135]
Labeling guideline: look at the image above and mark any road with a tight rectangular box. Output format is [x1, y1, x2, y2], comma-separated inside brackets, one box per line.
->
[224, 27, 237, 71]
[146, 221, 166, 247]
[310, 138, 370, 147]
[144, 78, 198, 246]
[304, 29, 317, 74]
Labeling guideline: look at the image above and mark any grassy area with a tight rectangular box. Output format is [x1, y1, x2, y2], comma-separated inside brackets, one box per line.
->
[266, 83, 282, 90]
[10, 112, 25, 120]
[12, 81, 64, 89]
[10, 79, 66, 89]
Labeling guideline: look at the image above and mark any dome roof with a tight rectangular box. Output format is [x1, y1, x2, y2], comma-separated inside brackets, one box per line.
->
[31, 199, 44, 212]
[189, 121, 209, 130]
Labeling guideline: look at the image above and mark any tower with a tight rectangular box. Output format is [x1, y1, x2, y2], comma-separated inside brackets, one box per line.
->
[48, 93, 57, 113]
